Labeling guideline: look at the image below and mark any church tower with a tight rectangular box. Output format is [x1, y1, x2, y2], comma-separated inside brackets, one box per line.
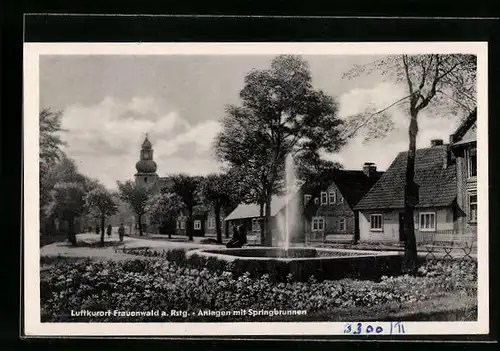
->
[135, 134, 159, 186]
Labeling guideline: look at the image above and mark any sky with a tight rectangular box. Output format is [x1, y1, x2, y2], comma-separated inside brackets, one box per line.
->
[40, 55, 462, 190]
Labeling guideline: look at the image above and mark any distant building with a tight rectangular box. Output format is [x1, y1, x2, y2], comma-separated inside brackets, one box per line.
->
[224, 164, 382, 245]
[224, 191, 303, 244]
[303, 164, 383, 243]
[131, 135, 231, 237]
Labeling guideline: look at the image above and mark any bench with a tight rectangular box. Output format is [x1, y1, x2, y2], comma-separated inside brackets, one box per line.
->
[422, 234, 476, 261]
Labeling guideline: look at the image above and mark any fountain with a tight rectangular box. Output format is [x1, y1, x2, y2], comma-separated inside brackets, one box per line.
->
[186, 156, 403, 282]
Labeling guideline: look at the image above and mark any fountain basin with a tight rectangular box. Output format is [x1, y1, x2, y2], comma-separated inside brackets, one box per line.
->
[186, 247, 403, 282]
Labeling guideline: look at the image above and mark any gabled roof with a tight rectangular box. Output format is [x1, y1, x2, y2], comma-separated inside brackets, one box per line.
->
[225, 188, 300, 221]
[327, 170, 384, 208]
[354, 145, 457, 210]
[450, 108, 477, 145]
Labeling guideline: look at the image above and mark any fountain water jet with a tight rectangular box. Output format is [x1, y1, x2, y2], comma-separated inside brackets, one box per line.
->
[279, 153, 299, 255]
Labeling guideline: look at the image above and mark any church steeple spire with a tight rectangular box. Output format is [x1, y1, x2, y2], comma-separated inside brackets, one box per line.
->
[135, 133, 158, 185]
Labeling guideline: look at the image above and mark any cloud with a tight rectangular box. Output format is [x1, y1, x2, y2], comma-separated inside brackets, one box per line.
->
[328, 82, 462, 171]
[60, 97, 222, 189]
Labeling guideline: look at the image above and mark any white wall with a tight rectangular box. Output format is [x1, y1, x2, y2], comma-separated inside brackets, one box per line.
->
[359, 207, 455, 243]
[359, 210, 399, 242]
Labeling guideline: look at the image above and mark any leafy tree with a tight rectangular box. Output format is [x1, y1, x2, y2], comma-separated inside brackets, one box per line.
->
[40, 153, 95, 234]
[200, 173, 237, 244]
[85, 185, 119, 246]
[39, 109, 67, 229]
[295, 150, 343, 189]
[145, 192, 185, 238]
[164, 174, 203, 241]
[40, 108, 66, 166]
[343, 54, 477, 273]
[45, 182, 87, 246]
[215, 55, 345, 246]
[117, 180, 153, 236]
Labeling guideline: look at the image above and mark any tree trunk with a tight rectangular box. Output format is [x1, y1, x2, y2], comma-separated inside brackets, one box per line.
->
[215, 204, 222, 244]
[68, 217, 77, 246]
[225, 216, 229, 238]
[187, 207, 194, 241]
[264, 192, 273, 246]
[259, 201, 265, 245]
[100, 216, 105, 247]
[403, 111, 419, 274]
[138, 215, 143, 236]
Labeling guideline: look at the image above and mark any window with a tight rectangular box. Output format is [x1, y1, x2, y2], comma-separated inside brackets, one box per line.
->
[467, 147, 477, 177]
[180, 221, 185, 230]
[329, 191, 336, 204]
[339, 217, 346, 232]
[252, 218, 260, 232]
[312, 217, 325, 231]
[208, 218, 215, 229]
[314, 198, 319, 205]
[176, 221, 180, 229]
[469, 194, 477, 223]
[320, 192, 328, 205]
[370, 214, 383, 231]
[304, 194, 312, 205]
[194, 220, 201, 230]
[339, 195, 344, 204]
[419, 212, 436, 232]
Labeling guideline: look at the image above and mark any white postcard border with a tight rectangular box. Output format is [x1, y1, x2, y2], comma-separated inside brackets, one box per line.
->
[24, 42, 489, 336]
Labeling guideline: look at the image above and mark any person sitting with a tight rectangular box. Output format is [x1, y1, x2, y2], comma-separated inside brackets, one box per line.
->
[226, 225, 244, 248]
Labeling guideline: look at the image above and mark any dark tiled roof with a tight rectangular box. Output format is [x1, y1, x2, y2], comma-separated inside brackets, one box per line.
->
[354, 145, 457, 210]
[330, 170, 384, 208]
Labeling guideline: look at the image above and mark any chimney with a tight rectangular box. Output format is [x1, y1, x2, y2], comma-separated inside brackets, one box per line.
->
[363, 162, 377, 177]
[431, 139, 444, 147]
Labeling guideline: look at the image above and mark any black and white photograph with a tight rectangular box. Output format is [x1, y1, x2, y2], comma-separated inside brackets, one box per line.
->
[24, 42, 488, 336]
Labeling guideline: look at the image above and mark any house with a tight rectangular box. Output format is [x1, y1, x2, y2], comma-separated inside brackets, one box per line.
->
[204, 208, 229, 238]
[224, 189, 304, 244]
[449, 109, 477, 236]
[175, 213, 207, 237]
[354, 139, 459, 244]
[303, 163, 384, 243]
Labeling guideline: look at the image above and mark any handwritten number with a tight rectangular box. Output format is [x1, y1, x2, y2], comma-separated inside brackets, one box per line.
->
[344, 324, 352, 334]
[390, 322, 406, 334]
[376, 326, 383, 333]
[366, 325, 374, 333]
[353, 322, 362, 334]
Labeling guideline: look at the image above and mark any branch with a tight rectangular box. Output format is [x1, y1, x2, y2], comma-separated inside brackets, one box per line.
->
[402, 55, 414, 97]
[343, 93, 413, 139]
[436, 89, 475, 113]
[417, 55, 433, 91]
[416, 56, 442, 112]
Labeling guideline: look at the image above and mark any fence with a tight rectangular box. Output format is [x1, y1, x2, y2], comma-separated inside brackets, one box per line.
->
[415, 229, 477, 245]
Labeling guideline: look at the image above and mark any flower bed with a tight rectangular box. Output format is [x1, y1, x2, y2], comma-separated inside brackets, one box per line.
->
[40, 256, 477, 322]
[117, 246, 404, 282]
